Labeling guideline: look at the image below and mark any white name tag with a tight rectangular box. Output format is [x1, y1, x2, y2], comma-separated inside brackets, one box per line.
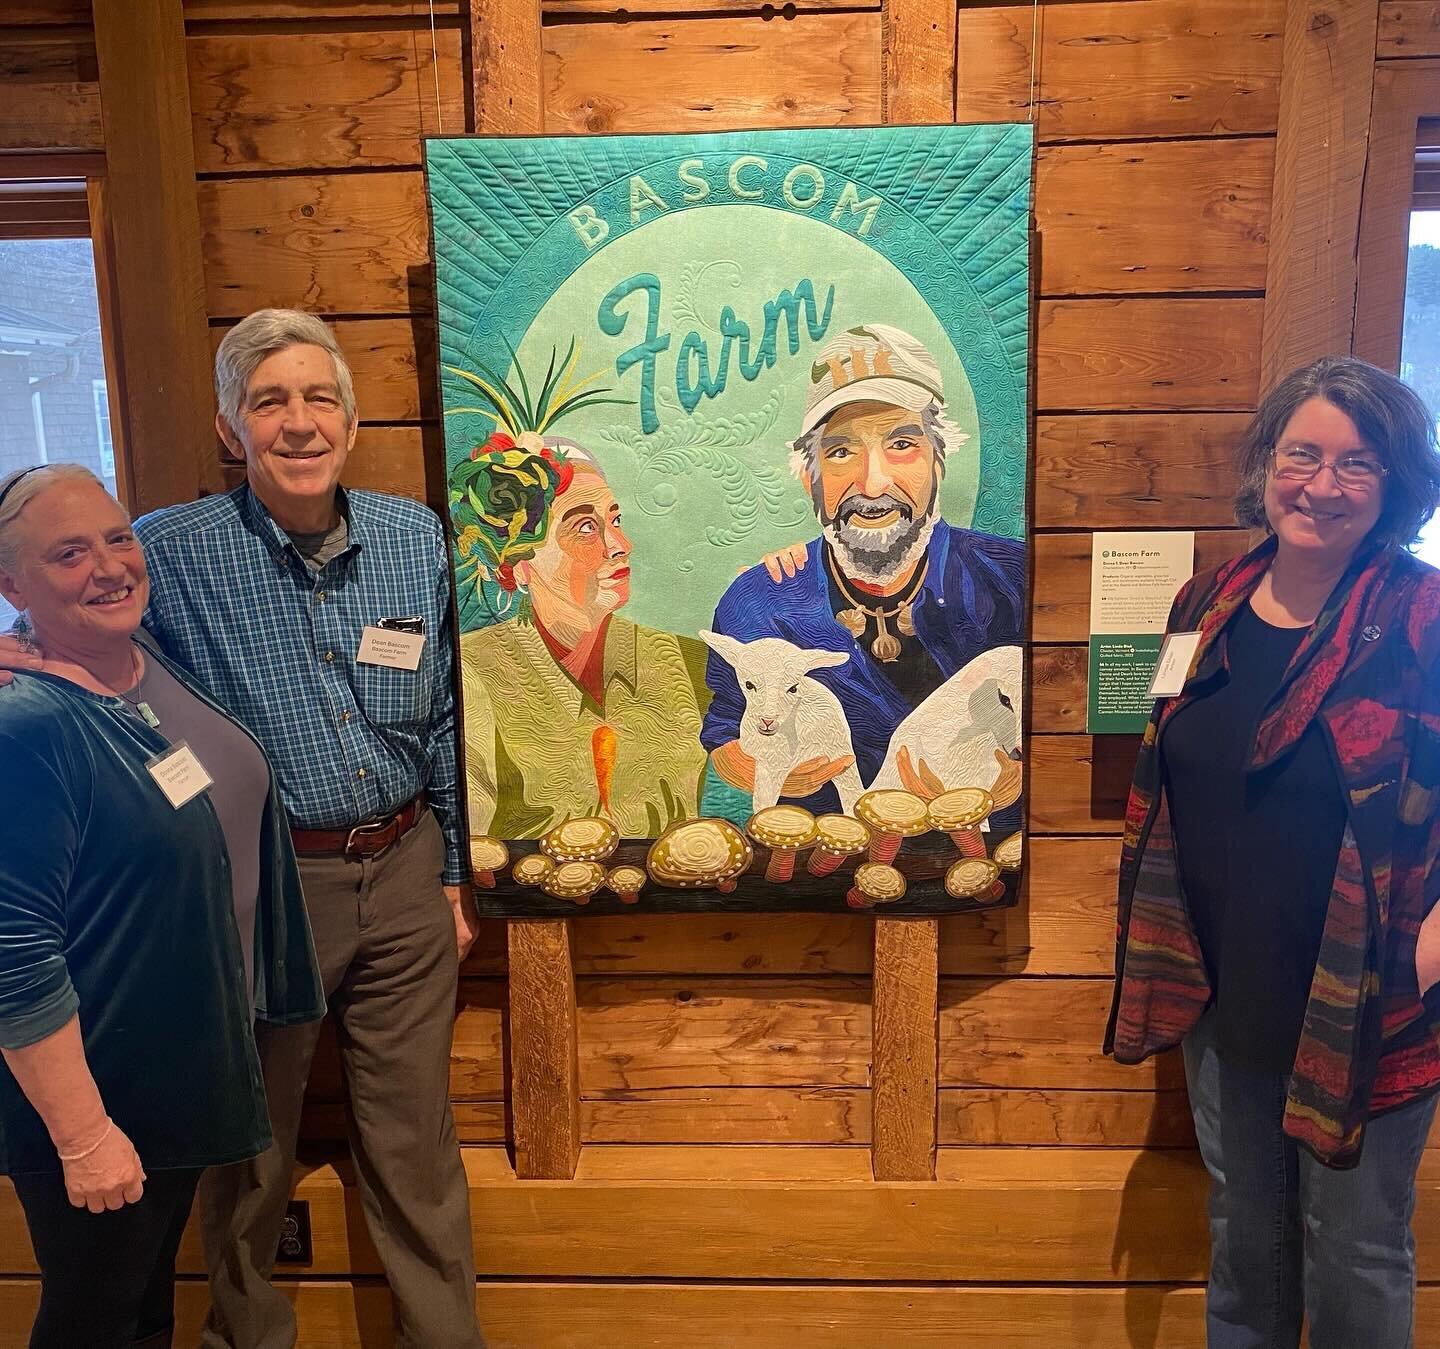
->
[1147, 631, 1203, 699]
[357, 625, 426, 671]
[146, 741, 214, 810]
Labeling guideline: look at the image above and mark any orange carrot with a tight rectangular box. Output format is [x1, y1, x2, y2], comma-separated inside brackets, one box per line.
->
[591, 724, 618, 819]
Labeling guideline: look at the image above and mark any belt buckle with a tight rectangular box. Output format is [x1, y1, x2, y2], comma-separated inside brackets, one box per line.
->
[344, 816, 395, 857]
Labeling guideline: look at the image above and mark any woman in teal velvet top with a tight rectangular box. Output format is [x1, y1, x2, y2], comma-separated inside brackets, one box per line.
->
[0, 464, 325, 1348]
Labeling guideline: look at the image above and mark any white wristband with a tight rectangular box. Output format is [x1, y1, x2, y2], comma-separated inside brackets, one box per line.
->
[57, 1117, 112, 1163]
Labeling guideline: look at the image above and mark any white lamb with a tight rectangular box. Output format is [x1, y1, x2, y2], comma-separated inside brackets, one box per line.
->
[700, 630, 864, 814]
[871, 645, 1024, 795]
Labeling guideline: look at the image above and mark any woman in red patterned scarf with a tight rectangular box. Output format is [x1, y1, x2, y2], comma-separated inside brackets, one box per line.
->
[1106, 356, 1440, 1348]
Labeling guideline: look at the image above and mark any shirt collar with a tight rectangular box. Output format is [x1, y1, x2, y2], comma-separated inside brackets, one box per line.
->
[240, 483, 361, 567]
[603, 614, 639, 694]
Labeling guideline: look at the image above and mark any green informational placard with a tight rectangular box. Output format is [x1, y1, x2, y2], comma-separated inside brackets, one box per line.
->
[1087, 634, 1164, 733]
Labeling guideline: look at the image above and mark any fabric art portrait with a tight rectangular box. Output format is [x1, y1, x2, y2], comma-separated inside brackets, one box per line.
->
[425, 124, 1034, 913]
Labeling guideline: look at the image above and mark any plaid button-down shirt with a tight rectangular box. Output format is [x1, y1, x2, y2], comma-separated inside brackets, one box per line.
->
[135, 484, 465, 884]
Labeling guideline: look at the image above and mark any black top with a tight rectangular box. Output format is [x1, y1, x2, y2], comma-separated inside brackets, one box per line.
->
[1162, 601, 1348, 1073]
[823, 555, 947, 709]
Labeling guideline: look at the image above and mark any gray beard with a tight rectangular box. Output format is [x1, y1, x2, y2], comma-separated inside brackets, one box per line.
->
[820, 492, 939, 588]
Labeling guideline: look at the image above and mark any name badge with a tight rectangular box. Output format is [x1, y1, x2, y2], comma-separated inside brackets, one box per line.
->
[1147, 631, 1203, 700]
[357, 625, 426, 671]
[146, 741, 214, 810]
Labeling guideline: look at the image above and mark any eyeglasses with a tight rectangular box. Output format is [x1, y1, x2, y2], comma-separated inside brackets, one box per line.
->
[1270, 445, 1388, 492]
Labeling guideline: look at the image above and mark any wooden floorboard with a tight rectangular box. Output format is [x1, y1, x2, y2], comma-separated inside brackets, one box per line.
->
[3, 1146, 1438, 1285]
[3, 1278, 1440, 1346]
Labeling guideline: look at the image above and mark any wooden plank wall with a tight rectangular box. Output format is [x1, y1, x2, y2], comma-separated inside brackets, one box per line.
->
[9, 1, 1440, 1344]
[172, 0, 1281, 1170]
[185, 0, 1265, 1338]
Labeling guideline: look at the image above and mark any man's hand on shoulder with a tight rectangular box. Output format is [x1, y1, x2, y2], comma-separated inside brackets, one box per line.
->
[0, 632, 44, 686]
[737, 542, 809, 583]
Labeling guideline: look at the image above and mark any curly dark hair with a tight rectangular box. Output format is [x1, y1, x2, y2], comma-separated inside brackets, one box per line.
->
[1234, 355, 1440, 551]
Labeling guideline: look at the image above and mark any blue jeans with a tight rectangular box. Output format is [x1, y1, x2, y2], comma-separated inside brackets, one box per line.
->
[1183, 1010, 1436, 1348]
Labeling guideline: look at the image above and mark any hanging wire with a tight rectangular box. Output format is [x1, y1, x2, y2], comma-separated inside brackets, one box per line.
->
[428, 0, 445, 136]
[1028, 0, 1041, 124]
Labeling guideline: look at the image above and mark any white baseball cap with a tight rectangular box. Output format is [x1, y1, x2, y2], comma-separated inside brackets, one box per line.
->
[800, 324, 946, 436]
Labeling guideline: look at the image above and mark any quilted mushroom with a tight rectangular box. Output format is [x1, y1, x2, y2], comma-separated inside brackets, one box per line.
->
[647, 818, 753, 893]
[605, 863, 648, 906]
[539, 816, 620, 864]
[944, 857, 1005, 904]
[747, 805, 818, 883]
[992, 831, 1023, 873]
[511, 853, 555, 888]
[927, 787, 993, 859]
[467, 836, 509, 889]
[846, 861, 907, 910]
[806, 814, 872, 877]
[854, 789, 929, 863]
[540, 859, 607, 905]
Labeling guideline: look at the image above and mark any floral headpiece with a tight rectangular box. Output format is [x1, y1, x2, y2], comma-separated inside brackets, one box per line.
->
[446, 337, 628, 625]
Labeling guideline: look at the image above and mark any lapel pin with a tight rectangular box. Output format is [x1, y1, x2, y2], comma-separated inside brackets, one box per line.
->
[1362, 625, 1382, 642]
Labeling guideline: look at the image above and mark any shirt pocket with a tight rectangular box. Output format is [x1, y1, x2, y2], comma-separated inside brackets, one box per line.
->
[352, 645, 433, 732]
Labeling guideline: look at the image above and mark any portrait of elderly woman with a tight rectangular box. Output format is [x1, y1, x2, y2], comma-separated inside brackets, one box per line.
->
[701, 323, 1026, 821]
[1107, 356, 1440, 1348]
[456, 437, 711, 839]
[0, 465, 323, 1347]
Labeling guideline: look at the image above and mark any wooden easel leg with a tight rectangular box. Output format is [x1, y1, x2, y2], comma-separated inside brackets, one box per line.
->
[871, 916, 939, 1181]
[507, 918, 581, 1179]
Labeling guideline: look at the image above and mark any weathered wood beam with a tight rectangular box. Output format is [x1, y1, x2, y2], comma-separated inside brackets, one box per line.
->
[869, 0, 958, 1182]
[92, 0, 221, 509]
[871, 918, 940, 1178]
[1355, 59, 1440, 367]
[1261, 1, 1382, 386]
[882, 0, 956, 124]
[508, 920, 582, 1178]
[466, 0, 580, 1182]
[472, 0, 544, 135]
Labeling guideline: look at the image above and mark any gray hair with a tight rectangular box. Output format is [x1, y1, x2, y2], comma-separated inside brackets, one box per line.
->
[0, 464, 117, 575]
[788, 400, 964, 482]
[1235, 355, 1440, 550]
[214, 308, 357, 432]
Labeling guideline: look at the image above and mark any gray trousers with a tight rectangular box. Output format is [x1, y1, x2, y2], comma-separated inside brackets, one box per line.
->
[198, 811, 482, 1348]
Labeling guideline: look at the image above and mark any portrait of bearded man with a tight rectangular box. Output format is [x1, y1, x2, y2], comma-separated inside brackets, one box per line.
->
[699, 323, 1025, 821]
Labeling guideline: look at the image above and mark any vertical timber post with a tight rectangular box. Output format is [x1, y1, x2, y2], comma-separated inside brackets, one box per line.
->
[871, 917, 940, 1179]
[870, 0, 956, 1182]
[507, 919, 582, 1179]
[92, 0, 221, 510]
[1261, 1, 1381, 385]
[470, 0, 581, 1180]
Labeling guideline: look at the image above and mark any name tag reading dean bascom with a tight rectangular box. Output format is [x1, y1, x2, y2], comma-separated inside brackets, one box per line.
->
[357, 625, 426, 671]
[146, 742, 214, 809]
[1147, 631, 1203, 700]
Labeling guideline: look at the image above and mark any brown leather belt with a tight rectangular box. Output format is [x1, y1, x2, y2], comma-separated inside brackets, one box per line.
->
[291, 795, 425, 859]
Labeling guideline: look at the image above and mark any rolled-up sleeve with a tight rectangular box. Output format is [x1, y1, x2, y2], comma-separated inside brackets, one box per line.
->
[0, 736, 79, 1048]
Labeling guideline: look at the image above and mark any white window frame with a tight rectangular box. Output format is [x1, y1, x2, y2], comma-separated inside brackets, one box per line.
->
[93, 377, 114, 482]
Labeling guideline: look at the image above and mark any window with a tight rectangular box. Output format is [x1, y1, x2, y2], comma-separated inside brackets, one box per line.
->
[0, 174, 123, 631]
[1397, 129, 1440, 564]
[93, 378, 114, 482]
[1356, 77, 1440, 564]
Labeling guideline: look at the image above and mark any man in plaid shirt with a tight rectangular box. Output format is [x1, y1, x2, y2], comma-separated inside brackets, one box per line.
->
[21, 309, 485, 1348]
